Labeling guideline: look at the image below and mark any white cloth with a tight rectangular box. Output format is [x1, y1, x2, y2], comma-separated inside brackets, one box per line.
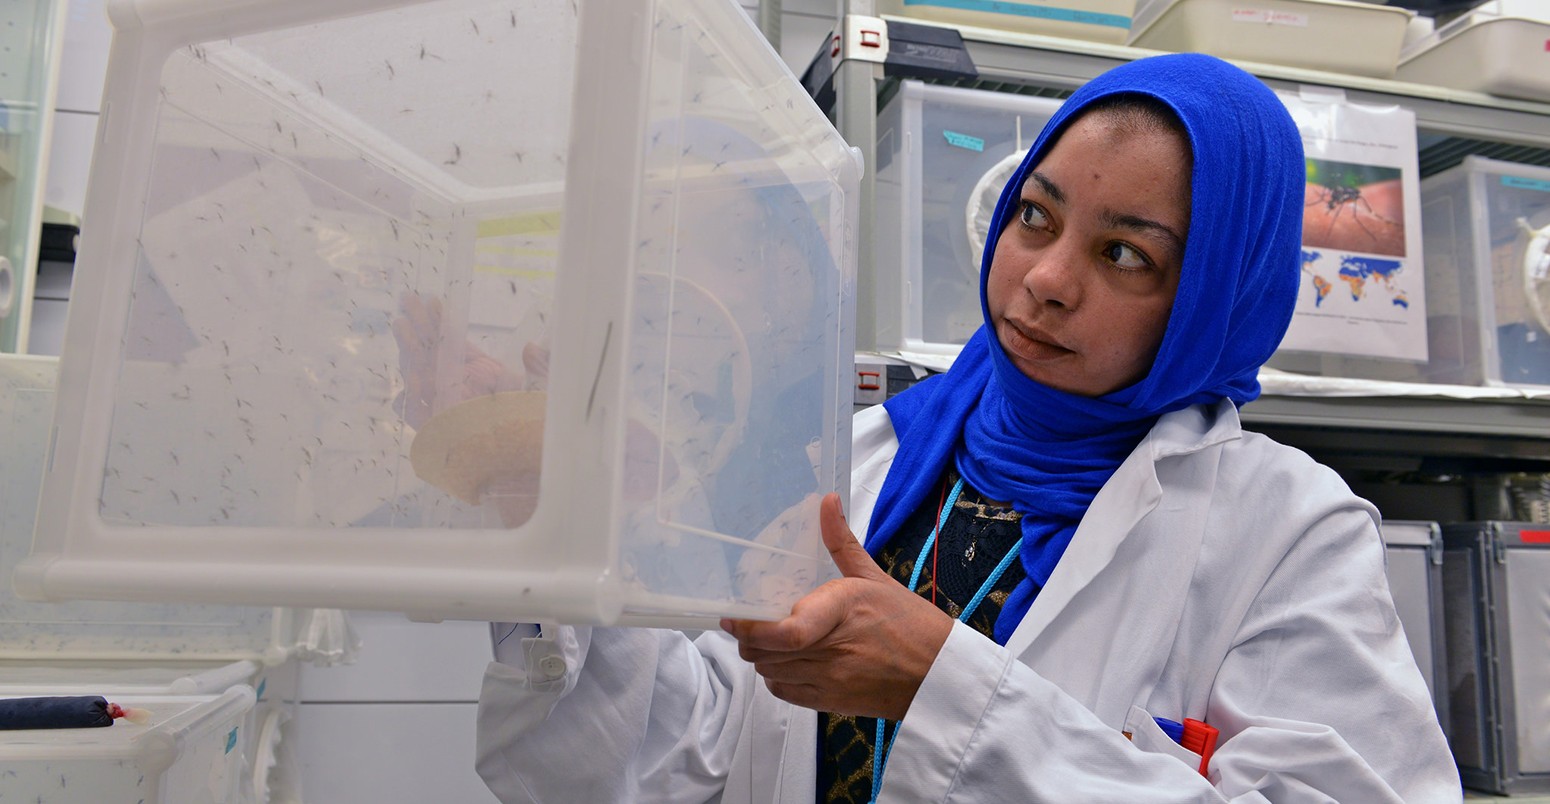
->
[476, 400, 1460, 802]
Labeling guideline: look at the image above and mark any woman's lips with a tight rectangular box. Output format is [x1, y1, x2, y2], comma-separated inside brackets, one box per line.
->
[1001, 319, 1071, 361]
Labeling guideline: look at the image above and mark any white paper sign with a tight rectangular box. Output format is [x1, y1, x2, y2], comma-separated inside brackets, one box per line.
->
[1277, 92, 1427, 362]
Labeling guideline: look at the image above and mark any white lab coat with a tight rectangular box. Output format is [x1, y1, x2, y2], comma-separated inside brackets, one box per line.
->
[476, 400, 1461, 802]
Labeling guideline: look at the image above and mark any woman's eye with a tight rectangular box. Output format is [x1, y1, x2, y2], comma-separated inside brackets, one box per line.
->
[1103, 241, 1151, 272]
[1017, 200, 1049, 231]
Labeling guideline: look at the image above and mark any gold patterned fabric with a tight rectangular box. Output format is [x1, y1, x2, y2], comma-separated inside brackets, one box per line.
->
[816, 469, 1029, 803]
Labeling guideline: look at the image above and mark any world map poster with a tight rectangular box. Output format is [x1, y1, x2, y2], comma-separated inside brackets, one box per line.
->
[1276, 92, 1427, 362]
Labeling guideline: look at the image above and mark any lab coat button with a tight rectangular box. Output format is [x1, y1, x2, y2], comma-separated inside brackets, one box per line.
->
[537, 655, 567, 679]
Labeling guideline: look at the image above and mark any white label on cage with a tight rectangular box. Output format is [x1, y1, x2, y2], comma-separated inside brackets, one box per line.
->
[1231, 8, 1308, 26]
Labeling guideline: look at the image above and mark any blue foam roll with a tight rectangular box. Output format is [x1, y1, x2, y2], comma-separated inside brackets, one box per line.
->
[0, 696, 115, 729]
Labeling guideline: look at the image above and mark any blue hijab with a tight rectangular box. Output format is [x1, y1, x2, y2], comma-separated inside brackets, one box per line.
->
[866, 54, 1305, 644]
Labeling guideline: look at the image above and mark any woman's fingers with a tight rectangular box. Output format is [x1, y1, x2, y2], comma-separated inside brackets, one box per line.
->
[819, 493, 887, 583]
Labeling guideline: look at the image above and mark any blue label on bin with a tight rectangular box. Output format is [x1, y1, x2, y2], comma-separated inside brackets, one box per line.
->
[1502, 175, 1550, 193]
[943, 130, 986, 152]
[905, 0, 1132, 28]
[226, 727, 238, 754]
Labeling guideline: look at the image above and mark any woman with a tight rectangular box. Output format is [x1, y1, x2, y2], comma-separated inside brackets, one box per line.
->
[476, 53, 1459, 802]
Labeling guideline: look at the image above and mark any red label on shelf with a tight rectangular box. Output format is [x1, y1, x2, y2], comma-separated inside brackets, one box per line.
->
[1522, 530, 1550, 544]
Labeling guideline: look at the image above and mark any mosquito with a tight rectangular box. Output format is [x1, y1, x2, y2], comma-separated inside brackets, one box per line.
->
[1306, 183, 1397, 246]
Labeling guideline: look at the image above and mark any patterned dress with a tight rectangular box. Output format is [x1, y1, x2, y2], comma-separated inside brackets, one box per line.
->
[816, 469, 1033, 803]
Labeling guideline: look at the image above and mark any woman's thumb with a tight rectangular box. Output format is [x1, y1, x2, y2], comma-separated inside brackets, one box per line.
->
[820, 493, 882, 580]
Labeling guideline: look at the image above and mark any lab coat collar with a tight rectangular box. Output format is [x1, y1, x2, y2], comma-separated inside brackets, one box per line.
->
[1002, 399, 1242, 659]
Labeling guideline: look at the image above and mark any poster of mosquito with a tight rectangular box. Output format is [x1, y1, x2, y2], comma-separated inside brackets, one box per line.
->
[1302, 158, 1406, 257]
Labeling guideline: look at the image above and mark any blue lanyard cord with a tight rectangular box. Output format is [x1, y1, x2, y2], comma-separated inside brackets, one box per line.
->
[907, 478, 965, 592]
[870, 477, 1023, 803]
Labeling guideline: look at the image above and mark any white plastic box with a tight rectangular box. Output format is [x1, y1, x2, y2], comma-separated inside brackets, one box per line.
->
[877, 0, 1138, 44]
[875, 80, 1062, 358]
[16, 0, 860, 627]
[0, 688, 255, 804]
[1127, 0, 1414, 79]
[1397, 0, 1550, 102]
[1412, 156, 1550, 388]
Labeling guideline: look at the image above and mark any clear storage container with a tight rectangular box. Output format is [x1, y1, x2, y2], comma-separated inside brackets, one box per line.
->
[0, 0, 66, 352]
[1397, 0, 1550, 102]
[1127, 0, 1414, 78]
[16, 0, 860, 627]
[878, 0, 1138, 44]
[875, 80, 1062, 358]
[0, 687, 255, 804]
[1413, 156, 1550, 388]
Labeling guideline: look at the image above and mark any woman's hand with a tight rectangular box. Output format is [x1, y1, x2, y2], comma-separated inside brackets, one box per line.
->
[722, 493, 954, 721]
[391, 294, 523, 429]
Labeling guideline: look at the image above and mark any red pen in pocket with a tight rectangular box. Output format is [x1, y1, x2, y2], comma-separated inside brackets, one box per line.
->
[1179, 718, 1219, 776]
[1149, 716, 1219, 777]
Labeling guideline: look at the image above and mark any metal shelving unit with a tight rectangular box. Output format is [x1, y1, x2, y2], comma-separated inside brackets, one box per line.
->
[828, 7, 1550, 466]
[908, 18, 1550, 166]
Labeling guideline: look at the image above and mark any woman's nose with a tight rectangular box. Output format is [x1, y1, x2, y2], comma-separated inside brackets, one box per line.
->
[1020, 241, 1081, 310]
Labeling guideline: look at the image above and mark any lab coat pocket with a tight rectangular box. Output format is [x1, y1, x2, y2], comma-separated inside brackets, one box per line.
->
[1122, 704, 1202, 769]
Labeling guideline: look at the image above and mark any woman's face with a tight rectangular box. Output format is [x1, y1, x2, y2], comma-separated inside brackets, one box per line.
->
[985, 110, 1192, 397]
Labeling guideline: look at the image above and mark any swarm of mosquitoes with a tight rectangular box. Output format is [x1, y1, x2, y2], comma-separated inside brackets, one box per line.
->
[99, 0, 821, 545]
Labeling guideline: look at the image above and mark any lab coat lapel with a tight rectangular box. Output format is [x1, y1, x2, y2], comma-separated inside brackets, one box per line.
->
[1001, 402, 1241, 662]
[1002, 442, 1164, 659]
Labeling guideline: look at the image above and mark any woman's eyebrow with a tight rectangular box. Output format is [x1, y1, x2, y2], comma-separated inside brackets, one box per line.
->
[1025, 170, 1187, 252]
[1024, 171, 1065, 206]
[1104, 211, 1186, 253]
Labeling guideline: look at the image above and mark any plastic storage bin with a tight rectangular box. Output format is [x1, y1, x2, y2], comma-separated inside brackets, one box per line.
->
[875, 80, 1062, 357]
[0, 0, 66, 352]
[0, 687, 255, 804]
[1127, 0, 1414, 78]
[16, 0, 860, 627]
[1414, 156, 1550, 388]
[877, 0, 1138, 44]
[1441, 522, 1550, 795]
[1397, 0, 1550, 102]
[1380, 520, 1448, 735]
